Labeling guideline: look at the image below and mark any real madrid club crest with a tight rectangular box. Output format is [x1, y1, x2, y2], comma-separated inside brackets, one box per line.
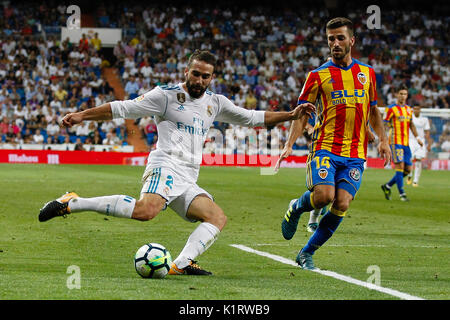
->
[206, 105, 213, 117]
[357, 72, 367, 85]
[135, 94, 145, 102]
[177, 93, 186, 103]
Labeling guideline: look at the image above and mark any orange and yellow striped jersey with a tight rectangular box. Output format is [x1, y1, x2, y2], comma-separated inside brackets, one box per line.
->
[384, 104, 412, 146]
[298, 58, 378, 160]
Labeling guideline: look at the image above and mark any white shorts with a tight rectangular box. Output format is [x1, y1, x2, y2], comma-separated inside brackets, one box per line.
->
[410, 140, 427, 160]
[140, 166, 213, 222]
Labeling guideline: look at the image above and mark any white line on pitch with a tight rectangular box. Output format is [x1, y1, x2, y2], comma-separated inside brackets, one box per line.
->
[251, 243, 448, 248]
[230, 244, 425, 301]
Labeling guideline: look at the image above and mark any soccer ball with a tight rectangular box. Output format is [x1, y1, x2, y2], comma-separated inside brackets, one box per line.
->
[134, 243, 172, 279]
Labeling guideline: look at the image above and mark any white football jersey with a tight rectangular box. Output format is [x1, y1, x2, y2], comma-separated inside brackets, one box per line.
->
[409, 114, 430, 144]
[110, 83, 265, 182]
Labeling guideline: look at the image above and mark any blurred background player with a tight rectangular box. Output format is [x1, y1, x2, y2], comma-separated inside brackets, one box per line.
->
[406, 106, 432, 187]
[276, 17, 391, 270]
[381, 86, 423, 201]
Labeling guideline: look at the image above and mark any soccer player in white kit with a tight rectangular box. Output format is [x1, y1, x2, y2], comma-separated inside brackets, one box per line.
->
[407, 106, 432, 187]
[39, 50, 315, 275]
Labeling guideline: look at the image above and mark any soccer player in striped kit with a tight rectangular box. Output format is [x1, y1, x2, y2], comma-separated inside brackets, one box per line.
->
[277, 17, 391, 270]
[38, 50, 314, 275]
[381, 86, 423, 201]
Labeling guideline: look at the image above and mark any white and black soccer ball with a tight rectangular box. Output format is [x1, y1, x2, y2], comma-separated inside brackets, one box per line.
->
[134, 243, 172, 279]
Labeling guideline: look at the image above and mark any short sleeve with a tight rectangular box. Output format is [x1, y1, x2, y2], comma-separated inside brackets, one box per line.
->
[298, 71, 320, 105]
[384, 106, 393, 122]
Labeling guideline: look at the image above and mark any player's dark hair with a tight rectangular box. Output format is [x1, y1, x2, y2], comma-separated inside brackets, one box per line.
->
[187, 50, 217, 68]
[326, 17, 354, 37]
[397, 84, 409, 92]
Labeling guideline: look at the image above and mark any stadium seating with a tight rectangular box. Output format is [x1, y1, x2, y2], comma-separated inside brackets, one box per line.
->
[0, 2, 448, 155]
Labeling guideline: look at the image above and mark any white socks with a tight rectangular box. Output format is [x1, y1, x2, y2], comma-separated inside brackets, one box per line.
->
[308, 208, 322, 224]
[68, 195, 136, 218]
[413, 161, 422, 184]
[67, 196, 220, 269]
[173, 222, 220, 269]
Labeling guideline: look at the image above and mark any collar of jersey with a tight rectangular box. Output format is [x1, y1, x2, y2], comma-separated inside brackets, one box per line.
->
[330, 58, 355, 71]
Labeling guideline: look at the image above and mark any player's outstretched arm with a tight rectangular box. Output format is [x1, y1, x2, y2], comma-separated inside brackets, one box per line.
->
[264, 102, 315, 126]
[61, 103, 113, 128]
[369, 105, 391, 166]
[275, 115, 309, 171]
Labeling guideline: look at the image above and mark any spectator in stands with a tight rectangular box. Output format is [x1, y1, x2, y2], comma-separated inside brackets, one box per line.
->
[45, 136, 54, 146]
[75, 121, 90, 139]
[81, 81, 93, 98]
[4, 125, 16, 143]
[103, 129, 121, 146]
[33, 128, 44, 144]
[234, 90, 246, 107]
[87, 122, 98, 138]
[46, 118, 60, 138]
[11, 131, 24, 145]
[113, 41, 125, 62]
[258, 93, 269, 111]
[79, 34, 89, 53]
[91, 130, 103, 145]
[22, 129, 33, 144]
[100, 120, 115, 135]
[124, 75, 139, 99]
[54, 85, 68, 102]
[74, 137, 85, 151]
[91, 32, 102, 51]
[0, 117, 10, 135]
[245, 90, 258, 110]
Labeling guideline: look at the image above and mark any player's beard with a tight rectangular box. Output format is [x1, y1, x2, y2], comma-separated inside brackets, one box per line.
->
[186, 79, 207, 99]
[331, 43, 351, 61]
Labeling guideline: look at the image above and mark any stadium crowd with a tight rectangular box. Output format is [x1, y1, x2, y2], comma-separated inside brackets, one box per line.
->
[0, 1, 449, 154]
[0, 2, 128, 150]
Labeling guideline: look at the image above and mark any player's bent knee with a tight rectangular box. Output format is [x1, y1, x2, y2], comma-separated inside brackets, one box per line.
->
[313, 185, 335, 208]
[333, 200, 350, 213]
[210, 210, 227, 230]
[132, 200, 163, 221]
[202, 208, 227, 231]
[313, 193, 334, 208]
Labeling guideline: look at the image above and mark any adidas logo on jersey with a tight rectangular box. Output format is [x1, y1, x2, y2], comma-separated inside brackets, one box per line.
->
[177, 105, 185, 111]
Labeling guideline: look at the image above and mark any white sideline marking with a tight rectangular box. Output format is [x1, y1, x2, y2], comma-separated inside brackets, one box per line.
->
[252, 243, 448, 248]
[230, 244, 425, 300]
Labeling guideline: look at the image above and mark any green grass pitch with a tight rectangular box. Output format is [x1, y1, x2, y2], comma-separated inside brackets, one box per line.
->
[0, 163, 448, 300]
